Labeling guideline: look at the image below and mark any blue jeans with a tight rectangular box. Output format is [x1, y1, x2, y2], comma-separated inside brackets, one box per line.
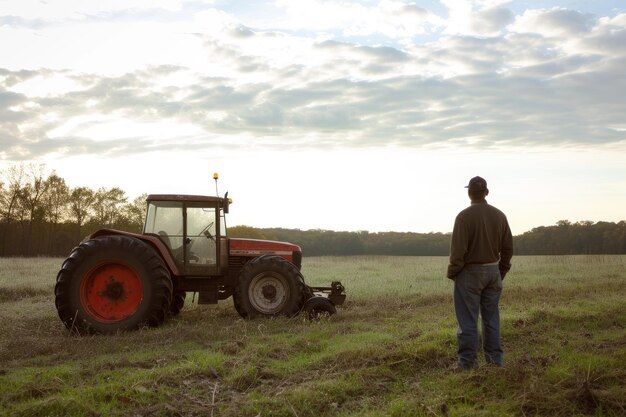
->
[454, 265, 503, 368]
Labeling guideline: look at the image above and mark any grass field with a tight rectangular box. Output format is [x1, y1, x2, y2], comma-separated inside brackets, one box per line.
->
[0, 255, 625, 417]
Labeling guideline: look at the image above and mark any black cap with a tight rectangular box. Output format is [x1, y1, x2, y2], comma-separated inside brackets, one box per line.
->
[465, 176, 487, 192]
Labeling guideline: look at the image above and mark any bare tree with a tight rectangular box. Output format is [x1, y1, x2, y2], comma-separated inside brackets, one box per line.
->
[122, 193, 148, 232]
[1, 164, 27, 254]
[0, 179, 6, 255]
[17, 164, 51, 253]
[69, 186, 95, 238]
[93, 187, 127, 228]
[0, 180, 5, 220]
[43, 173, 70, 252]
[22, 164, 50, 222]
[44, 173, 70, 225]
[1, 164, 26, 224]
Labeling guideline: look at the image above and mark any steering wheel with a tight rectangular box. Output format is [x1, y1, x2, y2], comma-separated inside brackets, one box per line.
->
[200, 221, 215, 241]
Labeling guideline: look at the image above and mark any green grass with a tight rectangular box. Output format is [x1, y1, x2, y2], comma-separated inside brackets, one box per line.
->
[0, 256, 625, 417]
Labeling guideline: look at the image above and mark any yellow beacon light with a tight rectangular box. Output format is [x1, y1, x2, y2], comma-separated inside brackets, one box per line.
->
[213, 173, 220, 196]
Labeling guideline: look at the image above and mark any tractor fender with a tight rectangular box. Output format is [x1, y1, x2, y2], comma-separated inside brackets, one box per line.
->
[88, 229, 181, 276]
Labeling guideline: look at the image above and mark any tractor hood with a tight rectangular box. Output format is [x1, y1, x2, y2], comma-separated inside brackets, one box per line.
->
[229, 238, 302, 268]
[229, 238, 301, 256]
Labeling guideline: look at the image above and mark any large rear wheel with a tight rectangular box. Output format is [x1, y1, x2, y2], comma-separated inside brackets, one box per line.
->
[234, 256, 305, 318]
[55, 235, 173, 334]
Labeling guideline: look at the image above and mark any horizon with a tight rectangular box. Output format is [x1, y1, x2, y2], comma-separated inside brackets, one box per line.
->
[229, 218, 626, 236]
[1, 1, 625, 236]
[226, 219, 626, 237]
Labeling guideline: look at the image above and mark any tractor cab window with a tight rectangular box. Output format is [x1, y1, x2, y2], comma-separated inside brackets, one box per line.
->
[186, 206, 217, 267]
[144, 201, 184, 257]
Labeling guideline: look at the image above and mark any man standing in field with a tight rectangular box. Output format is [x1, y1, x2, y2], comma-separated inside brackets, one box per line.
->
[447, 176, 513, 369]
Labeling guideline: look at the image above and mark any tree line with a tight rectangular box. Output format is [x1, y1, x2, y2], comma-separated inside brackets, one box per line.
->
[0, 164, 145, 256]
[514, 220, 626, 255]
[228, 221, 626, 257]
[228, 226, 451, 256]
[1, 164, 625, 257]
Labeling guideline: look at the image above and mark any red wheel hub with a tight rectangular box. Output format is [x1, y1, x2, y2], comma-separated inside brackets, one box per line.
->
[80, 262, 143, 323]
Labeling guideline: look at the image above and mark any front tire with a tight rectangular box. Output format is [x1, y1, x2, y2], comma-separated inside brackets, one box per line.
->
[55, 235, 173, 334]
[234, 256, 305, 318]
[169, 290, 186, 316]
[303, 296, 337, 320]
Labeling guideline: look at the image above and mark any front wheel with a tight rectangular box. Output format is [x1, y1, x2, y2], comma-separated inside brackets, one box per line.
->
[234, 256, 305, 318]
[54, 235, 173, 334]
[303, 296, 337, 320]
[169, 290, 186, 316]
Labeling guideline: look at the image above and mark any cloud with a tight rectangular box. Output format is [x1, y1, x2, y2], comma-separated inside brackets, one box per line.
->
[316, 40, 410, 62]
[1, 0, 186, 21]
[471, 7, 514, 33]
[0, 91, 26, 107]
[271, 0, 439, 38]
[442, 0, 514, 36]
[510, 8, 596, 37]
[0, 3, 625, 160]
[582, 14, 626, 55]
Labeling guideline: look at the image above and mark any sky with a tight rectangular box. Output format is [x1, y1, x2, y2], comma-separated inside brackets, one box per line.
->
[1, 0, 625, 235]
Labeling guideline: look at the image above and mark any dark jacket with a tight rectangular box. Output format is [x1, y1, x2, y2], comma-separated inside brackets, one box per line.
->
[447, 199, 513, 279]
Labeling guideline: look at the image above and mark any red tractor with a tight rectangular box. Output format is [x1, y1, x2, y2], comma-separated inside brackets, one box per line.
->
[54, 193, 345, 334]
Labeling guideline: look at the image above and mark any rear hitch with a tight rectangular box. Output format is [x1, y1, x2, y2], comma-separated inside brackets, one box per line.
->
[308, 281, 346, 306]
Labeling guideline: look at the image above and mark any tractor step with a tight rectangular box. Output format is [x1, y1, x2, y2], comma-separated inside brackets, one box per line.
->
[198, 290, 218, 304]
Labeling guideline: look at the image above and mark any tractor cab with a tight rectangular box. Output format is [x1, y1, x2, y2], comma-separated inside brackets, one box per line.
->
[143, 194, 230, 276]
